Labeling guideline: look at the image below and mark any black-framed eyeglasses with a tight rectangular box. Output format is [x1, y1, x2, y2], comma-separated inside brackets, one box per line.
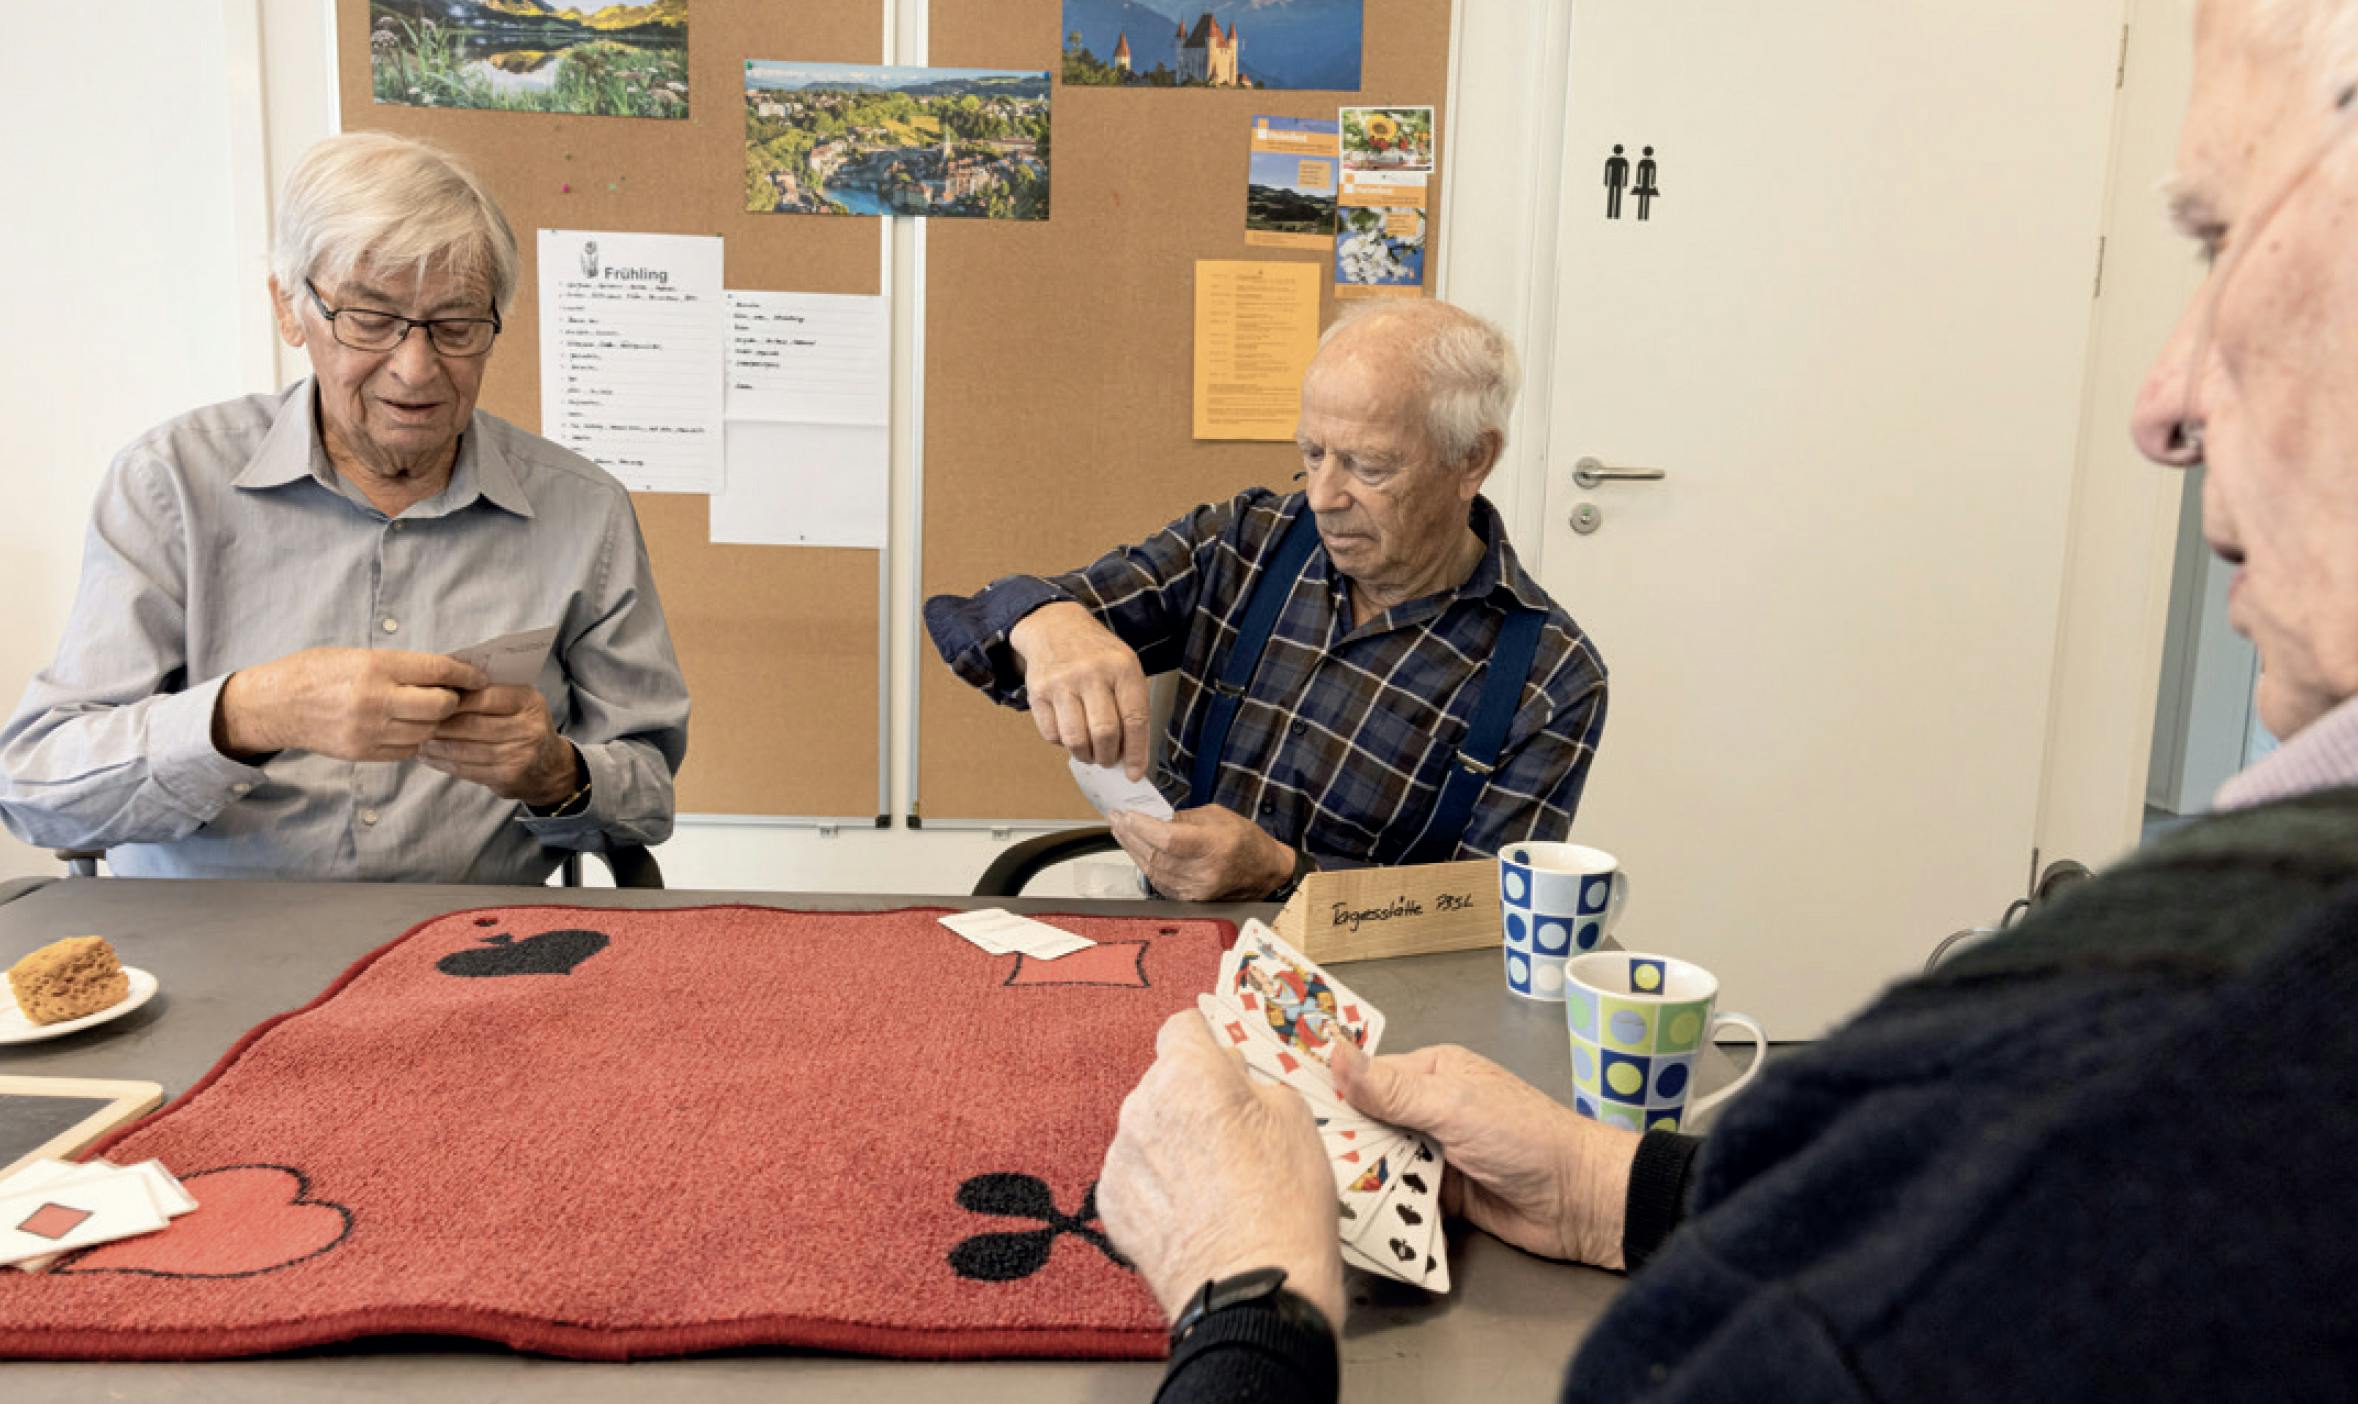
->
[305, 279, 502, 358]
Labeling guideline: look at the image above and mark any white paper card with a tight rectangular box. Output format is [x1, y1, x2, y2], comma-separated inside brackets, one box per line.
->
[1068, 757, 1176, 821]
[447, 625, 559, 687]
[0, 1175, 168, 1268]
[939, 909, 1095, 961]
[538, 229, 726, 495]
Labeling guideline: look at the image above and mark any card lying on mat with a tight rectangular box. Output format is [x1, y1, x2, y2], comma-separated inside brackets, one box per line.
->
[1194, 921, 1449, 1293]
[0, 904, 1230, 1362]
[1, 1157, 199, 1273]
[939, 909, 1094, 960]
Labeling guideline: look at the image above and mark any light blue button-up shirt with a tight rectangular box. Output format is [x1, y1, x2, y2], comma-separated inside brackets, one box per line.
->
[0, 381, 690, 882]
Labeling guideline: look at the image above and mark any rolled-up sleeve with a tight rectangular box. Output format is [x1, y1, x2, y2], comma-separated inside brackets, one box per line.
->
[0, 449, 267, 850]
[519, 495, 690, 852]
[924, 494, 1257, 709]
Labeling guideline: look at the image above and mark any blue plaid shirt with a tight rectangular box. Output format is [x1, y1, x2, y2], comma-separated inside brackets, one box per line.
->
[924, 490, 1608, 867]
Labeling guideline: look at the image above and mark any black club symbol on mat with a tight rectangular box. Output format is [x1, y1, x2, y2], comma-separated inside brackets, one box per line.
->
[947, 1173, 1129, 1282]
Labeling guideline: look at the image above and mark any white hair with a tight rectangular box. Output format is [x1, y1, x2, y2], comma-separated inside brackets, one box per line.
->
[1318, 300, 1522, 467]
[272, 132, 520, 313]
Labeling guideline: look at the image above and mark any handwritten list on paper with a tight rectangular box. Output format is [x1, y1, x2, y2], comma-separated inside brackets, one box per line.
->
[715, 290, 891, 549]
[537, 229, 725, 495]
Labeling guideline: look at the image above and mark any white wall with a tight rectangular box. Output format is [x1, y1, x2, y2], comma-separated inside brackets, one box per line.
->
[0, 5, 258, 880]
[0, 1, 2190, 895]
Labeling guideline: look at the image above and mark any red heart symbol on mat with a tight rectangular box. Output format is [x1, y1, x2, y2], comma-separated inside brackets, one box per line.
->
[56, 1164, 352, 1279]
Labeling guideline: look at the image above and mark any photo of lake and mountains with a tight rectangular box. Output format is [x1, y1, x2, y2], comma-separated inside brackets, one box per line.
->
[369, 0, 688, 119]
[1060, 0, 1363, 90]
[743, 63, 1051, 222]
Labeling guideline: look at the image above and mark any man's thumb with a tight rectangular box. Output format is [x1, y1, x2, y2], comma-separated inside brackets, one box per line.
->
[1333, 1039, 1434, 1132]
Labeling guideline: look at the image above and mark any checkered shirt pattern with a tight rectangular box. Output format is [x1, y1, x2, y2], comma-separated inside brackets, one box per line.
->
[924, 489, 1609, 866]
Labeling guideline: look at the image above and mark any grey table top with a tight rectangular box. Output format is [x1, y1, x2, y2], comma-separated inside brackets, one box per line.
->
[0, 878, 1715, 1403]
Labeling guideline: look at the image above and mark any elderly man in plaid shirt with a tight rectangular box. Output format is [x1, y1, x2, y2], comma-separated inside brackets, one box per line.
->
[926, 300, 1608, 902]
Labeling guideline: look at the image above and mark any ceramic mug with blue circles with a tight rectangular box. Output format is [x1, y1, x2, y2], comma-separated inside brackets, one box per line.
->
[1562, 951, 1766, 1131]
[1498, 842, 1631, 1002]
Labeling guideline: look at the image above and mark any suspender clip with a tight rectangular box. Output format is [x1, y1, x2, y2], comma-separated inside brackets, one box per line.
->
[1452, 751, 1498, 778]
[1212, 679, 1247, 699]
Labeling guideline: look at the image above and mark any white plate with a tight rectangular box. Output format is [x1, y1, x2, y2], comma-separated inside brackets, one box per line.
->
[0, 967, 159, 1044]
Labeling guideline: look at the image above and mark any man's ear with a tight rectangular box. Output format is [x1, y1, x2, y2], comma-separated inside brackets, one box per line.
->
[268, 276, 306, 349]
[1457, 429, 1505, 501]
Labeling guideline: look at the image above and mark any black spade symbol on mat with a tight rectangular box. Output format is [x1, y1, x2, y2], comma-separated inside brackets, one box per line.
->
[436, 929, 609, 979]
[947, 1173, 1128, 1282]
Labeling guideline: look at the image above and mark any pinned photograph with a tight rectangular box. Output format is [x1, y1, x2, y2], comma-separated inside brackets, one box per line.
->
[1335, 206, 1426, 297]
[744, 62, 1051, 221]
[1341, 106, 1433, 172]
[368, 1, 689, 119]
[1061, 1, 1363, 91]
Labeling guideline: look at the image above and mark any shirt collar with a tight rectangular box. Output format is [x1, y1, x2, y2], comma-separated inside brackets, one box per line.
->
[1318, 495, 1549, 637]
[232, 379, 533, 519]
[2213, 693, 2358, 811]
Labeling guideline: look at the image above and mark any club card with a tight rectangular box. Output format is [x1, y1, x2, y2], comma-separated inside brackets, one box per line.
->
[1219, 921, 1385, 1065]
[938, 909, 1094, 961]
[1067, 756, 1176, 822]
[1345, 1140, 1442, 1285]
[447, 625, 560, 688]
[0, 1173, 168, 1268]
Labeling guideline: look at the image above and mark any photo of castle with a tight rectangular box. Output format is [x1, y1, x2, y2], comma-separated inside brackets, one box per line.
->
[1060, 0, 1362, 91]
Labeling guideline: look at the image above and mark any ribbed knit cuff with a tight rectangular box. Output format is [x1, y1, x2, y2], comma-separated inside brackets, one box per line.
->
[1622, 1129, 1705, 1272]
[1155, 1291, 1339, 1404]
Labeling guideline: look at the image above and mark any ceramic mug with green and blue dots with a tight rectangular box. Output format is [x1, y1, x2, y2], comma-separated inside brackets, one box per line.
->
[1563, 951, 1766, 1132]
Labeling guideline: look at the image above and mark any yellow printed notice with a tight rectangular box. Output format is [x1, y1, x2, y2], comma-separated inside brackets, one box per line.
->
[1193, 261, 1322, 442]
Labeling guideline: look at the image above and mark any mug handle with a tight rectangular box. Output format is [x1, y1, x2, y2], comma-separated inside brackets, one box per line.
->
[1685, 1012, 1767, 1118]
[1605, 871, 1632, 933]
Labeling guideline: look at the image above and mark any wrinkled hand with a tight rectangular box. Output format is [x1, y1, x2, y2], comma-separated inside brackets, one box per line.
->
[216, 648, 488, 763]
[1109, 805, 1294, 902]
[1332, 1039, 1639, 1270]
[1008, 602, 1153, 779]
[415, 686, 579, 805]
[1099, 1011, 1346, 1328]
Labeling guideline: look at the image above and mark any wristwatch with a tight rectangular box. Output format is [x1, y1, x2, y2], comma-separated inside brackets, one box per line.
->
[1268, 846, 1318, 902]
[1168, 1266, 1330, 1347]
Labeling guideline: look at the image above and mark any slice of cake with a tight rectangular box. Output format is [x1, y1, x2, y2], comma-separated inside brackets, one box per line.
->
[7, 935, 130, 1024]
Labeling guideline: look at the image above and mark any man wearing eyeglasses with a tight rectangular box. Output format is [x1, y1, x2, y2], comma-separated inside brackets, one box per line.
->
[0, 133, 689, 883]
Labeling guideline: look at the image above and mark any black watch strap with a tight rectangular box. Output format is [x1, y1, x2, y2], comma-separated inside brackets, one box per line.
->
[1269, 846, 1318, 901]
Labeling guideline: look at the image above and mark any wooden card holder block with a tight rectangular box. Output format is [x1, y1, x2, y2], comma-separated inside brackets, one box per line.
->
[1272, 859, 1502, 965]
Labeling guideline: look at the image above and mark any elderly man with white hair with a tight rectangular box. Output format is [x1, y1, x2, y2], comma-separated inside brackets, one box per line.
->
[1095, 2, 2358, 1399]
[926, 300, 1609, 901]
[0, 133, 689, 882]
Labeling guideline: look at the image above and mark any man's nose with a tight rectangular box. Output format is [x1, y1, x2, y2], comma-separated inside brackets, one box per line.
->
[2131, 302, 2205, 470]
[1301, 459, 1351, 512]
[385, 324, 443, 383]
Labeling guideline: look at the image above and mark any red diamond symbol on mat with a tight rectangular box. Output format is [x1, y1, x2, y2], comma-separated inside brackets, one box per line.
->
[17, 1202, 92, 1241]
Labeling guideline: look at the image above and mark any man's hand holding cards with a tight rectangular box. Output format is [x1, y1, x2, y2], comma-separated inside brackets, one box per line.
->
[1196, 922, 1450, 1292]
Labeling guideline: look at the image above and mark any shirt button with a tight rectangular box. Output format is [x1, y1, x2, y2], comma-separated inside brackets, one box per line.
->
[1259, 798, 1276, 816]
[1288, 720, 1307, 738]
[389, 520, 404, 532]
[360, 809, 381, 826]
[230, 782, 251, 795]
[381, 617, 399, 634]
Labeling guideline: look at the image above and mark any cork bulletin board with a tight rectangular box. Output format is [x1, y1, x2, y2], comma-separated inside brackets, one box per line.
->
[335, 0, 886, 820]
[915, 0, 1456, 824]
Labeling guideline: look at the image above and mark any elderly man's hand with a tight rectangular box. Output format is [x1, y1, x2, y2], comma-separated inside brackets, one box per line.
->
[1007, 602, 1154, 779]
[1099, 1011, 1346, 1329]
[1331, 1038, 1639, 1270]
[215, 648, 488, 763]
[1109, 805, 1295, 901]
[416, 686, 581, 806]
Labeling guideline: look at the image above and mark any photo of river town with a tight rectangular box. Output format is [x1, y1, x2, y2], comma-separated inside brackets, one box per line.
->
[743, 62, 1050, 221]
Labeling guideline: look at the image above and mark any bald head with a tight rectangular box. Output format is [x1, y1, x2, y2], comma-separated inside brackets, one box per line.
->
[1311, 300, 1521, 471]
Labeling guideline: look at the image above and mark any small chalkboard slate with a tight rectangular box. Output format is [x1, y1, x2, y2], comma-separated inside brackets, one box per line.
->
[0, 1076, 163, 1178]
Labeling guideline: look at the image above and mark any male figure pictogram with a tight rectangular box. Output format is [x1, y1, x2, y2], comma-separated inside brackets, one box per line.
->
[1603, 144, 1629, 219]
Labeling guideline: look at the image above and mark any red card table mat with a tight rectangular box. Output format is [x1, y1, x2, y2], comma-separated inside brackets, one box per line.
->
[0, 904, 1232, 1361]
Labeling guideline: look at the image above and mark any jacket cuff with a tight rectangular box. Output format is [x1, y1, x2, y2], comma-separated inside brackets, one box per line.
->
[1157, 1290, 1338, 1404]
[1622, 1129, 1705, 1271]
[923, 576, 1075, 705]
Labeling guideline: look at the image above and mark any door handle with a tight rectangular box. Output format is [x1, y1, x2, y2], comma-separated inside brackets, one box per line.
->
[1573, 457, 1668, 490]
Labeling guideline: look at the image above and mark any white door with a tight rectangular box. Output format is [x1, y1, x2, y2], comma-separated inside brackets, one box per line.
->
[1538, 3, 2127, 1037]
